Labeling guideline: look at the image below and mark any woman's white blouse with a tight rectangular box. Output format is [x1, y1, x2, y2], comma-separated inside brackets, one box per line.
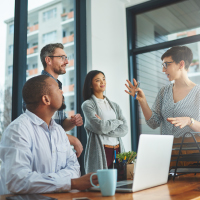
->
[93, 95, 119, 145]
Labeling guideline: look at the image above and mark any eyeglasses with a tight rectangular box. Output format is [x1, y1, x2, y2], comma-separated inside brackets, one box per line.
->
[49, 55, 68, 61]
[162, 61, 174, 69]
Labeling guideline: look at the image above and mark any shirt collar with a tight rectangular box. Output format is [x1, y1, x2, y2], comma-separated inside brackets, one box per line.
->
[92, 94, 107, 104]
[25, 109, 56, 129]
[41, 70, 62, 89]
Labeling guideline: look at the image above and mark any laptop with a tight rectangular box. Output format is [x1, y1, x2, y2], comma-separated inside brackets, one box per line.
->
[90, 134, 174, 193]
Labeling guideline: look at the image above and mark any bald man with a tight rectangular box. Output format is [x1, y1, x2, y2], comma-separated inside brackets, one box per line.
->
[0, 75, 97, 195]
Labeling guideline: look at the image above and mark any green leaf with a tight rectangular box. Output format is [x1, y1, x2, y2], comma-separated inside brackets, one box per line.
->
[116, 151, 137, 162]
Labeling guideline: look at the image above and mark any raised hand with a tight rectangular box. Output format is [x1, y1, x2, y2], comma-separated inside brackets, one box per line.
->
[125, 78, 145, 102]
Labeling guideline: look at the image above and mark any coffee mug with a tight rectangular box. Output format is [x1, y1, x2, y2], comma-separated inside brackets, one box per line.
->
[90, 169, 117, 196]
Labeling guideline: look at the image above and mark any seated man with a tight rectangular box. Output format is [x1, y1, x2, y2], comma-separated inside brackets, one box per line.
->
[0, 75, 97, 195]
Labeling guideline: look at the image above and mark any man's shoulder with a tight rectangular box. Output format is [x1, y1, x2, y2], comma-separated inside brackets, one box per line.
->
[2, 113, 32, 138]
[10, 113, 32, 128]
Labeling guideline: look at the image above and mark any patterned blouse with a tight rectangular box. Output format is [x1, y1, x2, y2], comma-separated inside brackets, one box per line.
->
[146, 84, 200, 138]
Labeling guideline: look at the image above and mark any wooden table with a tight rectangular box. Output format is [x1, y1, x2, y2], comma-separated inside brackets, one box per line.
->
[1, 175, 200, 200]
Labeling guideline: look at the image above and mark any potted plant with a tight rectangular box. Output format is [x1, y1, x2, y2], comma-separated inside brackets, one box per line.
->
[116, 151, 137, 180]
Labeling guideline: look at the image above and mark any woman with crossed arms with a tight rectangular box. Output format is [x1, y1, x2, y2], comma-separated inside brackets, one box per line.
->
[125, 46, 200, 138]
[82, 70, 128, 173]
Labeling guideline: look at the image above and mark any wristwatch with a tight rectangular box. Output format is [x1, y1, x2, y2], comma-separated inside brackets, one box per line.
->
[190, 118, 195, 127]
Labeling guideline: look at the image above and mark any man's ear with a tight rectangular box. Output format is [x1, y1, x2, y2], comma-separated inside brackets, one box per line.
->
[179, 60, 185, 70]
[45, 56, 52, 66]
[42, 95, 50, 105]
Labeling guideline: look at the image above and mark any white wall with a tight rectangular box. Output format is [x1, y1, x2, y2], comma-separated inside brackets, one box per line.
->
[86, 0, 149, 151]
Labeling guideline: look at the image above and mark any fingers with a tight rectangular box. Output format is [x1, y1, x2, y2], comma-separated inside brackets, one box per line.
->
[126, 79, 138, 88]
[91, 175, 98, 186]
[126, 79, 134, 88]
[125, 90, 132, 96]
[125, 83, 132, 91]
[174, 122, 182, 127]
[167, 118, 175, 121]
[70, 114, 83, 126]
[125, 79, 141, 98]
[133, 78, 138, 86]
[167, 117, 187, 129]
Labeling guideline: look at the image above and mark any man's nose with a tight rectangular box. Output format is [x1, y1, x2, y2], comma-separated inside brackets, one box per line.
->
[65, 58, 69, 64]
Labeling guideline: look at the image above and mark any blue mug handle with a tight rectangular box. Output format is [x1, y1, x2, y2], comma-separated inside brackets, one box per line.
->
[90, 173, 99, 188]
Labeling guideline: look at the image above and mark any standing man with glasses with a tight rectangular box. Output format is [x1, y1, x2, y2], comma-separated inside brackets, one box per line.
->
[125, 46, 200, 138]
[34, 43, 83, 157]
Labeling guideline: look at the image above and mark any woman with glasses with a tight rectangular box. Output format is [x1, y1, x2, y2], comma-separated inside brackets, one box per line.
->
[125, 46, 200, 138]
[82, 70, 128, 173]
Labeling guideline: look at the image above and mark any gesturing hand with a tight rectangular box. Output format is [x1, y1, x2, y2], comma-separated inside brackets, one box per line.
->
[70, 114, 83, 126]
[125, 78, 145, 101]
[167, 117, 191, 129]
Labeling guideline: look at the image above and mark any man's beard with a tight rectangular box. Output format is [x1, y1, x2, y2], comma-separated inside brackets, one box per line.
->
[58, 102, 66, 111]
[58, 95, 66, 111]
[54, 67, 66, 75]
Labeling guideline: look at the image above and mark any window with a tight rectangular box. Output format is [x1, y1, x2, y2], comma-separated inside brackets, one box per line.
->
[127, 0, 200, 150]
[42, 31, 56, 44]
[70, 102, 74, 110]
[63, 30, 66, 37]
[9, 24, 14, 34]
[8, 45, 13, 54]
[43, 8, 57, 22]
[32, 42, 38, 46]
[8, 65, 13, 75]
[68, 54, 74, 60]
[63, 8, 66, 13]
[70, 77, 74, 85]
[136, 49, 168, 135]
[33, 63, 37, 69]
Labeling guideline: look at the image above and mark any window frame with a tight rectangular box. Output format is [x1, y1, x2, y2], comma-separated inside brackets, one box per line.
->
[12, 0, 87, 174]
[126, 0, 200, 151]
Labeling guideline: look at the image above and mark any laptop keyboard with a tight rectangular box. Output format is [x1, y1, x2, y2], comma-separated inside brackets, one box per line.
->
[117, 183, 133, 189]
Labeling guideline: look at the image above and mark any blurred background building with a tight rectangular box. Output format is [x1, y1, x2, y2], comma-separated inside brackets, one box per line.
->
[4, 0, 75, 135]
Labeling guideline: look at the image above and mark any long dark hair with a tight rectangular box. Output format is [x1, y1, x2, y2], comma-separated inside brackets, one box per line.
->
[83, 70, 105, 101]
